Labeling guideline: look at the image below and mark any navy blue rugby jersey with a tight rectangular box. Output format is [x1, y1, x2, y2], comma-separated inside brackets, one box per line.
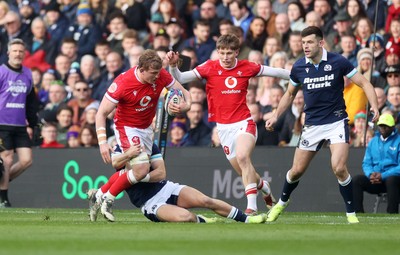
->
[112, 143, 167, 208]
[290, 49, 357, 125]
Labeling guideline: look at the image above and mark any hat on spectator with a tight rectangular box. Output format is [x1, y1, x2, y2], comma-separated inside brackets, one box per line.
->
[385, 42, 400, 58]
[85, 101, 100, 112]
[367, 33, 385, 48]
[44, 1, 60, 13]
[151, 12, 164, 24]
[77, 2, 92, 16]
[334, 10, 351, 22]
[66, 131, 79, 140]
[19, 0, 32, 8]
[354, 110, 367, 121]
[384, 64, 400, 75]
[167, 17, 180, 26]
[155, 28, 169, 40]
[170, 118, 187, 132]
[357, 48, 373, 62]
[377, 113, 395, 127]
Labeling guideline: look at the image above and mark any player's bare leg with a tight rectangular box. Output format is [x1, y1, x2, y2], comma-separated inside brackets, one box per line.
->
[267, 149, 316, 222]
[330, 143, 359, 223]
[9, 148, 32, 180]
[230, 133, 259, 215]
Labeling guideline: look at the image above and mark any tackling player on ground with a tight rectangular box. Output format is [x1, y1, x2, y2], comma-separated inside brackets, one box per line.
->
[166, 34, 290, 215]
[95, 50, 191, 221]
[87, 142, 266, 224]
[265, 26, 379, 223]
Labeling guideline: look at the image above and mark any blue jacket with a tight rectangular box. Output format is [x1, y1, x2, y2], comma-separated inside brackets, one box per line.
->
[362, 130, 400, 180]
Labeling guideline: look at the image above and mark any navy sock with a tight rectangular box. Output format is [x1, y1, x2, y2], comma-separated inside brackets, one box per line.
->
[0, 189, 8, 202]
[281, 178, 299, 202]
[197, 215, 206, 223]
[233, 209, 248, 223]
[339, 177, 355, 213]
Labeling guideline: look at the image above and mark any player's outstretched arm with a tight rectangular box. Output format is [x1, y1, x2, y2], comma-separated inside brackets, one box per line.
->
[350, 72, 380, 122]
[261, 66, 290, 80]
[265, 84, 299, 130]
[167, 51, 197, 84]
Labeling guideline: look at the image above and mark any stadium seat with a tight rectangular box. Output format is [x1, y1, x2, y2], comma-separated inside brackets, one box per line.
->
[373, 193, 387, 214]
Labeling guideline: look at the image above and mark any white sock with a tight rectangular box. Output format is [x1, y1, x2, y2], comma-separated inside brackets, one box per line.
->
[245, 183, 258, 211]
[95, 189, 104, 202]
[102, 191, 116, 201]
[257, 179, 271, 195]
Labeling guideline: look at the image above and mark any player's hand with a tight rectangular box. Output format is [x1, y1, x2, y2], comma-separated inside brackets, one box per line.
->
[166, 51, 180, 66]
[265, 115, 278, 132]
[127, 144, 143, 158]
[99, 143, 112, 164]
[369, 108, 380, 123]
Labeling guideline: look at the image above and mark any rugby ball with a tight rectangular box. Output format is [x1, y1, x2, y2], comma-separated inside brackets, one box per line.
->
[164, 89, 184, 116]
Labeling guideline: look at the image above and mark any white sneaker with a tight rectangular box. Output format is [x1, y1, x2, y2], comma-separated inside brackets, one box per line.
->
[87, 189, 101, 222]
[101, 198, 115, 222]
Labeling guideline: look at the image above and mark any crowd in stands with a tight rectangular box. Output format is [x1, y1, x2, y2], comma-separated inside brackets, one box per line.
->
[1, 0, 400, 149]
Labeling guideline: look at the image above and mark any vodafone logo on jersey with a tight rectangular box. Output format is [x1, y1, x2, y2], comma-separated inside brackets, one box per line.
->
[140, 96, 151, 106]
[224, 76, 237, 88]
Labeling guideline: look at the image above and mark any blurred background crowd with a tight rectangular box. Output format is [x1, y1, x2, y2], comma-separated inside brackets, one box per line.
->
[1, 0, 399, 149]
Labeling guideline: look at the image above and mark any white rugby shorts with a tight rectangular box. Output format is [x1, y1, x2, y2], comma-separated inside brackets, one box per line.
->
[298, 119, 349, 151]
[217, 118, 257, 160]
[114, 125, 153, 156]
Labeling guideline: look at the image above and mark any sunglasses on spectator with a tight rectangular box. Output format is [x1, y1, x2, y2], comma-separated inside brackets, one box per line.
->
[387, 74, 400, 78]
[75, 88, 89, 92]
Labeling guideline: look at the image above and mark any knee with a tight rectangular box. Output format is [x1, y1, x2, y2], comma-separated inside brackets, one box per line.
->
[332, 165, 347, 178]
[177, 211, 197, 222]
[20, 158, 33, 169]
[235, 154, 250, 167]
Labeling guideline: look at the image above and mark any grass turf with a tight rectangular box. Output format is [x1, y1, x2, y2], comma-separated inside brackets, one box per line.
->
[0, 208, 399, 255]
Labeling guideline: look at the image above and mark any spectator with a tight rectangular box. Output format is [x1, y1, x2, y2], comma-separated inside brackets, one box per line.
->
[287, 31, 304, 61]
[254, 0, 277, 36]
[88, 0, 116, 35]
[299, 0, 314, 13]
[54, 54, 72, 82]
[67, 80, 98, 125]
[156, 0, 179, 26]
[38, 81, 67, 124]
[244, 16, 268, 52]
[185, 102, 212, 147]
[37, 69, 57, 106]
[59, 38, 78, 64]
[354, 17, 373, 48]
[261, 84, 285, 145]
[356, 48, 385, 89]
[350, 110, 368, 147]
[128, 45, 145, 67]
[366, 0, 386, 32]
[325, 10, 353, 53]
[64, 2, 102, 58]
[366, 33, 386, 76]
[385, 0, 400, 33]
[248, 103, 269, 146]
[229, 0, 254, 37]
[166, 17, 185, 52]
[279, 90, 305, 146]
[219, 18, 234, 36]
[65, 65, 83, 100]
[80, 54, 100, 90]
[55, 105, 73, 146]
[18, 0, 37, 38]
[92, 51, 125, 101]
[274, 13, 291, 52]
[0, 1, 10, 26]
[346, 0, 367, 30]
[94, 40, 111, 73]
[385, 17, 400, 66]
[182, 19, 216, 64]
[353, 113, 400, 213]
[121, 29, 139, 68]
[142, 12, 165, 49]
[375, 87, 388, 113]
[343, 77, 368, 126]
[313, 0, 336, 36]
[78, 124, 98, 148]
[66, 129, 80, 148]
[262, 36, 281, 66]
[216, 0, 233, 20]
[0, 39, 38, 207]
[383, 65, 400, 91]
[23, 17, 56, 73]
[340, 32, 358, 67]
[287, 2, 307, 32]
[114, 0, 147, 34]
[167, 117, 187, 147]
[199, 1, 222, 39]
[305, 11, 323, 29]
[106, 11, 128, 55]
[152, 28, 170, 50]
[40, 122, 65, 148]
[60, 0, 79, 23]
[229, 26, 252, 60]
[43, 1, 69, 53]
[386, 86, 400, 121]
[286, 112, 305, 147]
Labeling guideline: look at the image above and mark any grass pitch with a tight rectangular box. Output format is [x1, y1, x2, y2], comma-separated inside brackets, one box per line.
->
[0, 208, 398, 255]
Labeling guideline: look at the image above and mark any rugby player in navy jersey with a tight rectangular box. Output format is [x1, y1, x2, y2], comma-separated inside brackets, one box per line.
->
[265, 26, 380, 224]
[87, 143, 266, 224]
